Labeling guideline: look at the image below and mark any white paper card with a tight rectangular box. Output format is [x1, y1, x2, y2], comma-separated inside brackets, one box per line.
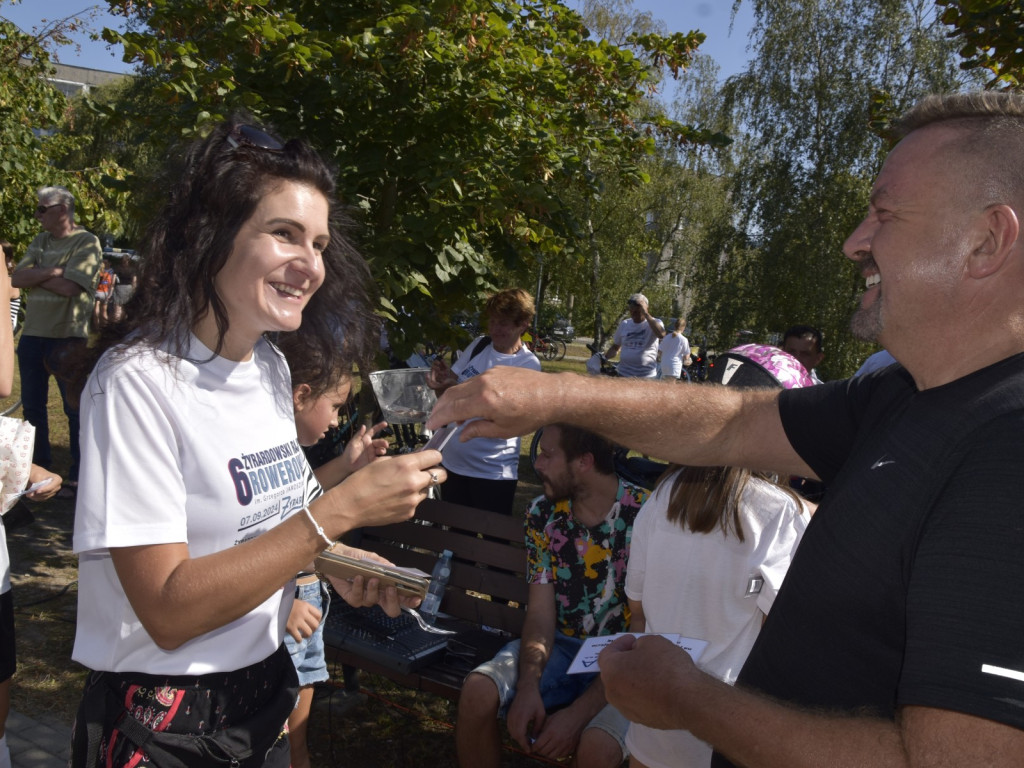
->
[11, 477, 52, 500]
[566, 632, 709, 674]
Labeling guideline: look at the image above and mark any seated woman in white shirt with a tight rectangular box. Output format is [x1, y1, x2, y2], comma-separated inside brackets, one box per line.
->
[624, 344, 814, 768]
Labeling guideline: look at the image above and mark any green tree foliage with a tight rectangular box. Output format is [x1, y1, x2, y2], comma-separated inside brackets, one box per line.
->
[654, 53, 736, 346]
[0, 2, 131, 252]
[497, 1, 732, 345]
[688, 0, 972, 377]
[61, 74, 166, 247]
[937, 0, 1024, 88]
[101, 0, 721, 352]
[537, 128, 732, 344]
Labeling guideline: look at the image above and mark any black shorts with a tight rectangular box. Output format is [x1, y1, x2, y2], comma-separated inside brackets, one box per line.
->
[0, 589, 16, 683]
[70, 644, 297, 768]
[440, 469, 518, 516]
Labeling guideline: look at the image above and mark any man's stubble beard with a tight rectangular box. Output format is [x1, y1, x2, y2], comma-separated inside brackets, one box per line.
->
[539, 471, 579, 505]
[851, 294, 883, 342]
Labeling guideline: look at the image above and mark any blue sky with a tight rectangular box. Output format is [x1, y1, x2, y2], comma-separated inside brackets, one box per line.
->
[0, 0, 756, 79]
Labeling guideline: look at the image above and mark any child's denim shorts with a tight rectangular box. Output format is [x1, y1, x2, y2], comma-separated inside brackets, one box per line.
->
[284, 580, 331, 687]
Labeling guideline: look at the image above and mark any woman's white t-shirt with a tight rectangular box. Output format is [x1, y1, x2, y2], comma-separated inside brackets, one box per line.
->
[73, 335, 303, 675]
[624, 472, 810, 767]
[440, 337, 540, 480]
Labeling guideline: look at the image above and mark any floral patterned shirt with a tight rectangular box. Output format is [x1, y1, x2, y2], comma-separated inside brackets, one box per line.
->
[525, 479, 649, 638]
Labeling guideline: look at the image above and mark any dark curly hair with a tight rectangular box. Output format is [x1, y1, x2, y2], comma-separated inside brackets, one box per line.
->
[273, 329, 353, 400]
[75, 118, 377, 390]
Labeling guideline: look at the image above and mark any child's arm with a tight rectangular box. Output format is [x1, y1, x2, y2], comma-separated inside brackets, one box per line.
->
[313, 422, 389, 490]
[286, 596, 323, 642]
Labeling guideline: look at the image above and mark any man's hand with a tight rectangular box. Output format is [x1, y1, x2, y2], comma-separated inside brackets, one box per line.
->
[598, 634, 693, 730]
[425, 367, 563, 439]
[507, 686, 547, 753]
[530, 702, 591, 760]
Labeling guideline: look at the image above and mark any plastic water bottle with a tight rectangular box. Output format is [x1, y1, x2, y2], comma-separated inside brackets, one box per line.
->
[420, 549, 452, 624]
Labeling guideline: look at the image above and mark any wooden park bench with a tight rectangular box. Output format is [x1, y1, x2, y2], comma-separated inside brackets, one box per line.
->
[324, 497, 529, 701]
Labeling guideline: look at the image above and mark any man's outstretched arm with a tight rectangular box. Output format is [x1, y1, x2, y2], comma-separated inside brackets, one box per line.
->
[427, 367, 813, 479]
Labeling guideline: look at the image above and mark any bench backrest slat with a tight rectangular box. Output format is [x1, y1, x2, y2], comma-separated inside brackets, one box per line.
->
[345, 497, 529, 636]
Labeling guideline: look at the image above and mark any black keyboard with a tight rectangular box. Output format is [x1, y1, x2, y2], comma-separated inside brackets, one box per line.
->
[324, 599, 450, 675]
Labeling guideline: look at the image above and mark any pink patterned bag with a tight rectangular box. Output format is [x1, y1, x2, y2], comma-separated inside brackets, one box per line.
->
[0, 417, 34, 515]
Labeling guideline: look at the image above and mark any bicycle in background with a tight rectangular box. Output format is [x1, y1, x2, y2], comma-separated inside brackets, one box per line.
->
[523, 332, 566, 361]
[584, 342, 619, 376]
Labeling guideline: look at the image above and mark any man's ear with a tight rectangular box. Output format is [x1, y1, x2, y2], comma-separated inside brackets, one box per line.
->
[969, 204, 1020, 279]
[575, 452, 595, 473]
[292, 383, 313, 411]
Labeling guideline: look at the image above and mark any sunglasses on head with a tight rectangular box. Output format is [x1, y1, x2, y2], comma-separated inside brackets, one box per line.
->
[225, 124, 284, 152]
[35, 203, 62, 215]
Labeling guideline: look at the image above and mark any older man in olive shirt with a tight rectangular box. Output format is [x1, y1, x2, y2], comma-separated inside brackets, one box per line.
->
[13, 186, 102, 488]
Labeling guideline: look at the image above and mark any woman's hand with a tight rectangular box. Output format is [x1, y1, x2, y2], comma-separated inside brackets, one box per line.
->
[319, 449, 446, 533]
[322, 538, 425, 618]
[331, 544, 394, 565]
[25, 465, 61, 502]
[327, 574, 422, 617]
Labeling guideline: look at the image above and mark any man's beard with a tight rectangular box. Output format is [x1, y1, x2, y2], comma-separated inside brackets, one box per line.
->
[538, 471, 575, 503]
[851, 256, 883, 341]
[851, 299, 882, 342]
[851, 263, 882, 341]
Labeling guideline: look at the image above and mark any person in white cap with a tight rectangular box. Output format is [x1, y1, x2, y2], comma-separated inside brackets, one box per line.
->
[604, 293, 665, 378]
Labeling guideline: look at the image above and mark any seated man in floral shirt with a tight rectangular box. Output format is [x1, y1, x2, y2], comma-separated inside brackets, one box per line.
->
[454, 424, 649, 768]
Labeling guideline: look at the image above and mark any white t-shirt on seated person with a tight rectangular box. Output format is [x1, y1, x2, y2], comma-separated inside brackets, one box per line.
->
[73, 334, 303, 676]
[624, 473, 809, 768]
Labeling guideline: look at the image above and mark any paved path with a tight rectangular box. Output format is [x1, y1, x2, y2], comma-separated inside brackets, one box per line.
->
[7, 709, 72, 768]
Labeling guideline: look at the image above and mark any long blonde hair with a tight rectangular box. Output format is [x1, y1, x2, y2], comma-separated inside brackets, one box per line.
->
[659, 464, 800, 542]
